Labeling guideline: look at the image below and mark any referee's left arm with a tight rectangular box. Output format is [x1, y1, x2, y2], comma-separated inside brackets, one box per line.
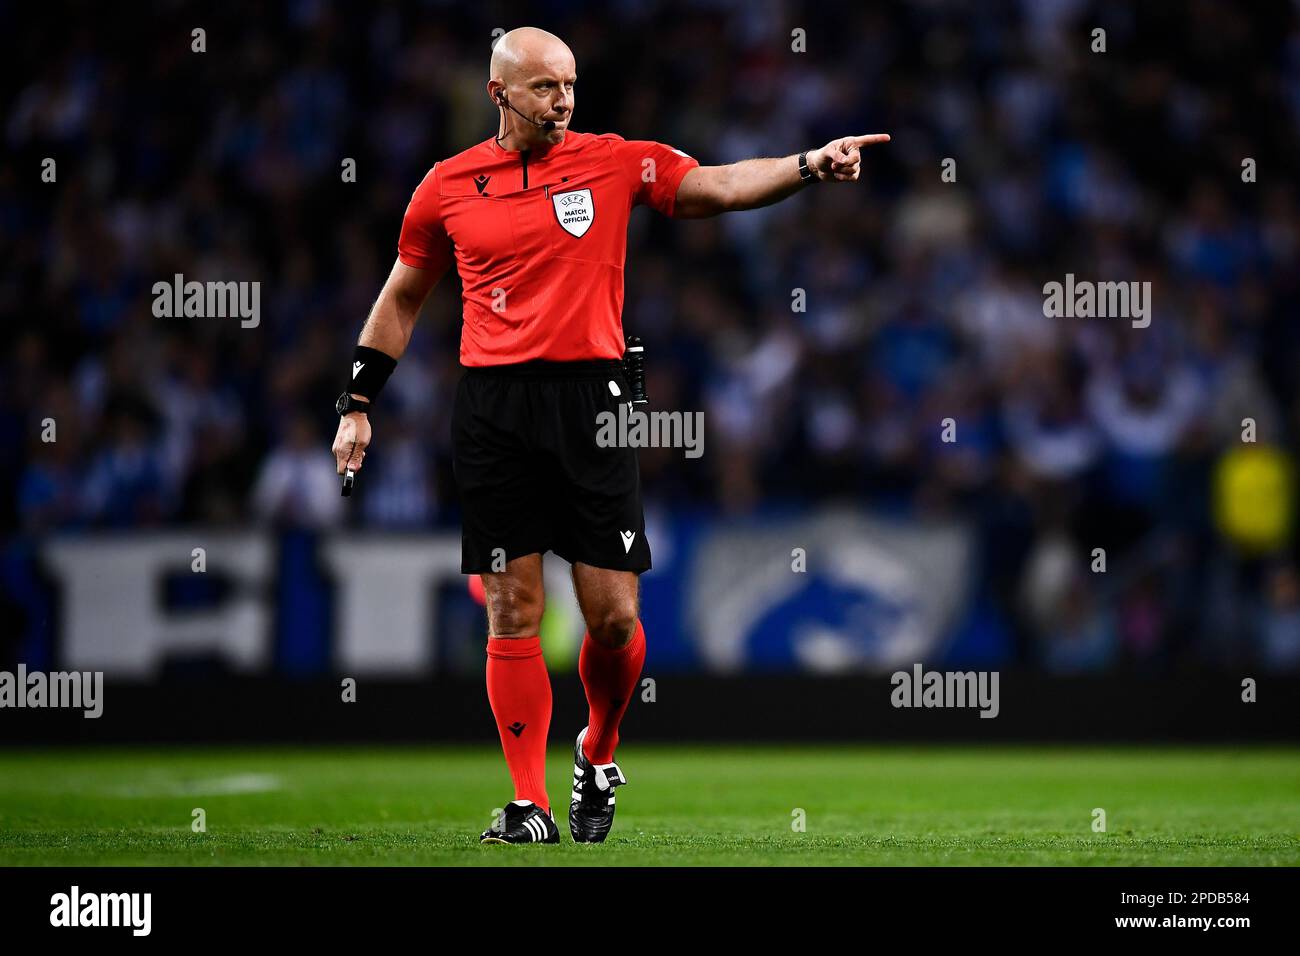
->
[673, 133, 890, 218]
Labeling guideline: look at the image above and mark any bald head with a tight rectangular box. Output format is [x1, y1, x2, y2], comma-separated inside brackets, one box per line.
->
[490, 27, 573, 82]
[488, 27, 576, 148]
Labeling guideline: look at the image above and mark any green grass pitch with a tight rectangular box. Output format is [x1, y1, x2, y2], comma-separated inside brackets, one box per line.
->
[0, 746, 1296, 866]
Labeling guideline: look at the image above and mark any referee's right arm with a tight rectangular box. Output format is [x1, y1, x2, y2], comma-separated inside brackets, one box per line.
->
[331, 258, 441, 477]
[357, 258, 438, 362]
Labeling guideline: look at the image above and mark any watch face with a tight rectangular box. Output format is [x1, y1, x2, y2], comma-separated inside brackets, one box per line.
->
[335, 394, 348, 415]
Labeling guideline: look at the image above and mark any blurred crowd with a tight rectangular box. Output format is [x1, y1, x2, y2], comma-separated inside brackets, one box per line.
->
[3, 0, 1300, 671]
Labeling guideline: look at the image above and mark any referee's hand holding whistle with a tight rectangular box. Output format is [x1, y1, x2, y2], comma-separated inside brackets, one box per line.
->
[332, 393, 371, 496]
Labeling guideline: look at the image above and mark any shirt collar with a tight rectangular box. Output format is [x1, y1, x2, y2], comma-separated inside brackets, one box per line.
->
[488, 129, 575, 161]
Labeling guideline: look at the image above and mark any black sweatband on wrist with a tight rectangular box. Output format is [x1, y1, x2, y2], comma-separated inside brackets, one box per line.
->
[348, 345, 398, 401]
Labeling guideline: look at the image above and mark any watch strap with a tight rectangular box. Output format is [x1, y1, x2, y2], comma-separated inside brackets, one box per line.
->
[798, 150, 816, 183]
[337, 393, 371, 416]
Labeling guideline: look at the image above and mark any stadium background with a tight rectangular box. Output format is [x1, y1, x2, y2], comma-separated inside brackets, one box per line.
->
[3, 0, 1300, 744]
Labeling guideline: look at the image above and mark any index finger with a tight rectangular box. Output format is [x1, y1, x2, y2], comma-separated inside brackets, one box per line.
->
[847, 133, 891, 148]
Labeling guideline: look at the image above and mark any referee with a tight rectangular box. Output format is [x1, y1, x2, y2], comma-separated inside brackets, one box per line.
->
[330, 26, 888, 845]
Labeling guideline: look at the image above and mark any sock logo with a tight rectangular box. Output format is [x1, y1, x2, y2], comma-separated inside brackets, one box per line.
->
[507, 721, 526, 737]
[620, 530, 636, 553]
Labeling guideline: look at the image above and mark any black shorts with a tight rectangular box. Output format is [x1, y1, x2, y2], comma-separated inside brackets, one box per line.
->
[452, 359, 651, 574]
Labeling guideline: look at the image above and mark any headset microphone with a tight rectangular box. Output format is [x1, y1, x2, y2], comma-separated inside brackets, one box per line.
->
[497, 92, 557, 132]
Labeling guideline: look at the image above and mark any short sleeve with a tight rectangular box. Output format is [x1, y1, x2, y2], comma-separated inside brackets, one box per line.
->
[397, 165, 453, 274]
[614, 139, 700, 218]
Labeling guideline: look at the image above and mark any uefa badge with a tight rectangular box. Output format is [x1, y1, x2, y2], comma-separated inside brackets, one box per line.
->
[552, 187, 595, 237]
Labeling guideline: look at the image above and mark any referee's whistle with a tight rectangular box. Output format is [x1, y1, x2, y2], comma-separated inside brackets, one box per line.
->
[341, 468, 356, 497]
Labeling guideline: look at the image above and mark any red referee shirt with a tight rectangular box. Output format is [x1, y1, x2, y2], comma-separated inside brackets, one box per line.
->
[397, 131, 699, 366]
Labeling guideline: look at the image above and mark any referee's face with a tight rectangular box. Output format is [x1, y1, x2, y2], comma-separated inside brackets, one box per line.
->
[499, 45, 575, 147]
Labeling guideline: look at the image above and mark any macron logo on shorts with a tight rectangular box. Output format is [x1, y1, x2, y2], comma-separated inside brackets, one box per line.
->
[620, 531, 636, 553]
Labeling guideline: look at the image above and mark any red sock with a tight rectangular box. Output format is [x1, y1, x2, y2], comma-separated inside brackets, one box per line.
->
[486, 636, 551, 811]
[578, 619, 647, 764]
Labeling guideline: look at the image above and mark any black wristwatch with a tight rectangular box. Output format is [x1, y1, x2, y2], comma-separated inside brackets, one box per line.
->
[335, 392, 371, 417]
[798, 150, 817, 183]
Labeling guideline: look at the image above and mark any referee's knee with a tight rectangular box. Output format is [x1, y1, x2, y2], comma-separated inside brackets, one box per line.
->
[585, 604, 638, 649]
[484, 585, 544, 638]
